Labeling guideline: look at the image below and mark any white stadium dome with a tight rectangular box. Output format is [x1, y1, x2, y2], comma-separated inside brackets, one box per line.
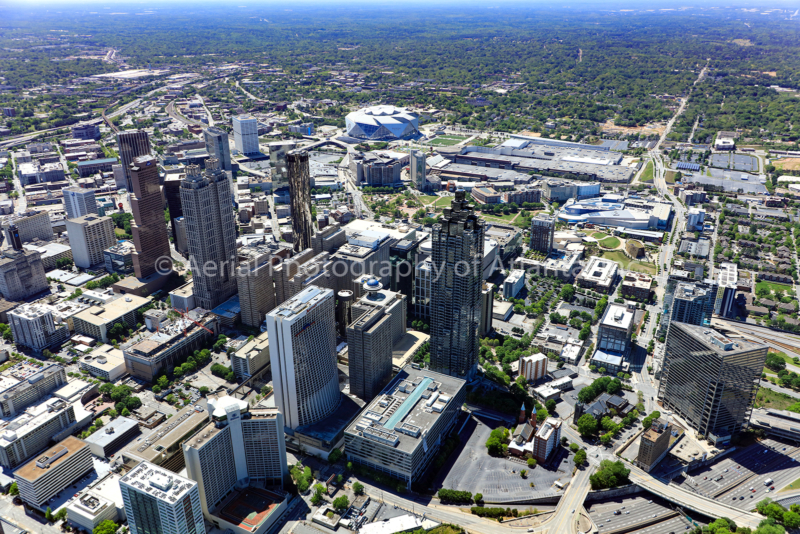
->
[345, 105, 420, 141]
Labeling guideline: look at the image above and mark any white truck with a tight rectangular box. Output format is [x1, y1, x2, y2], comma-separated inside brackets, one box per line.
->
[764, 478, 773, 486]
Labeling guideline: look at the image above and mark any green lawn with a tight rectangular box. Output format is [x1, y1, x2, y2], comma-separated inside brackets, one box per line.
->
[780, 476, 800, 493]
[592, 231, 609, 239]
[114, 228, 127, 237]
[427, 135, 468, 147]
[599, 237, 621, 249]
[599, 250, 657, 275]
[665, 170, 679, 184]
[757, 280, 795, 295]
[434, 196, 454, 207]
[641, 161, 654, 183]
[754, 386, 800, 411]
[769, 349, 800, 364]
[419, 195, 440, 205]
[482, 212, 519, 223]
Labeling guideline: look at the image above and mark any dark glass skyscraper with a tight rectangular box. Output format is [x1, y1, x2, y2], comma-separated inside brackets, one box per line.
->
[529, 215, 555, 254]
[430, 190, 484, 379]
[657, 322, 767, 446]
[203, 127, 232, 172]
[117, 130, 151, 192]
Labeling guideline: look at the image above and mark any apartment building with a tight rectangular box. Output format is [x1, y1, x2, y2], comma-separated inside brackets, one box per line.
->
[8, 304, 70, 353]
[2, 210, 52, 244]
[0, 364, 67, 418]
[66, 215, 116, 268]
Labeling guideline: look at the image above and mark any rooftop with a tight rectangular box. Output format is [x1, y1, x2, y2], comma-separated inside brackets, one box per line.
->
[122, 404, 207, 463]
[346, 365, 465, 454]
[268, 286, 330, 321]
[120, 460, 196, 503]
[679, 324, 767, 354]
[0, 397, 72, 447]
[579, 256, 618, 285]
[600, 304, 634, 330]
[73, 294, 149, 327]
[83, 417, 139, 448]
[15, 435, 88, 482]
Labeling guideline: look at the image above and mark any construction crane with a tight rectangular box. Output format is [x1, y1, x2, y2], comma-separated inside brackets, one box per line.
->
[172, 307, 214, 337]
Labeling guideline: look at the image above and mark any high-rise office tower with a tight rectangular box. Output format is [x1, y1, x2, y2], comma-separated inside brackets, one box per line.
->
[410, 150, 426, 190]
[65, 215, 116, 269]
[162, 174, 184, 243]
[120, 461, 205, 534]
[347, 279, 394, 400]
[236, 240, 277, 328]
[657, 323, 768, 446]
[203, 127, 232, 172]
[287, 150, 313, 252]
[232, 115, 259, 156]
[530, 215, 555, 253]
[660, 276, 718, 335]
[480, 282, 495, 337]
[430, 190, 484, 379]
[266, 286, 339, 430]
[269, 140, 297, 192]
[62, 187, 97, 220]
[0, 249, 48, 300]
[129, 155, 172, 279]
[117, 130, 151, 191]
[184, 395, 287, 517]
[180, 159, 237, 310]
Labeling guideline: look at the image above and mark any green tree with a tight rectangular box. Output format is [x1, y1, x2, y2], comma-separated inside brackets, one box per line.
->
[527, 458, 537, 468]
[784, 511, 800, 529]
[353, 482, 364, 495]
[577, 414, 598, 437]
[8, 482, 18, 495]
[93, 521, 120, 534]
[574, 449, 587, 465]
[474, 492, 483, 503]
[332, 495, 350, 511]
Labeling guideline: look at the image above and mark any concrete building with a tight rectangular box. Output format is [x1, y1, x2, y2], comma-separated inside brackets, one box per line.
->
[104, 240, 136, 275]
[0, 363, 66, 418]
[266, 286, 339, 430]
[576, 256, 618, 293]
[332, 237, 392, 295]
[8, 304, 70, 353]
[203, 127, 232, 172]
[2, 210, 52, 244]
[77, 158, 117, 178]
[532, 417, 562, 463]
[120, 461, 205, 534]
[687, 207, 705, 231]
[62, 187, 98, 219]
[658, 323, 768, 447]
[231, 331, 270, 381]
[66, 477, 123, 532]
[344, 366, 466, 487]
[184, 396, 289, 534]
[312, 222, 347, 256]
[21, 241, 72, 272]
[479, 282, 495, 337]
[233, 115, 259, 156]
[0, 249, 48, 301]
[287, 150, 314, 252]
[543, 180, 601, 203]
[636, 419, 673, 472]
[236, 240, 277, 328]
[503, 269, 525, 299]
[174, 216, 188, 255]
[351, 279, 407, 346]
[72, 293, 149, 343]
[180, 160, 237, 310]
[83, 417, 140, 458]
[66, 215, 116, 268]
[130, 155, 172, 279]
[79, 344, 126, 381]
[15, 436, 93, 509]
[518, 353, 547, 382]
[530, 215, 555, 254]
[117, 130, 151, 192]
[122, 308, 218, 382]
[597, 303, 635, 356]
[71, 123, 101, 140]
[716, 262, 739, 318]
[430, 191, 484, 379]
[411, 150, 426, 190]
[621, 273, 652, 300]
[0, 398, 77, 469]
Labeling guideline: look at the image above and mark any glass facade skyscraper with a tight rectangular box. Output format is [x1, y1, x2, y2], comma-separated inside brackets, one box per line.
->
[657, 322, 767, 446]
[430, 190, 484, 379]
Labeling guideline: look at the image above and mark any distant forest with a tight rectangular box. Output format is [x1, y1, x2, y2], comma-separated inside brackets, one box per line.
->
[2, 4, 800, 141]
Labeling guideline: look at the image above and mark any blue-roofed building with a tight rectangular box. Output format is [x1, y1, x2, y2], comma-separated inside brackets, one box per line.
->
[344, 365, 466, 487]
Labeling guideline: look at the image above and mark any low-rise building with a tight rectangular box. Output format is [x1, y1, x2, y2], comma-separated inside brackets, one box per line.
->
[472, 186, 501, 204]
[344, 366, 466, 487]
[83, 417, 140, 458]
[78, 344, 126, 381]
[72, 294, 150, 343]
[103, 240, 135, 275]
[621, 273, 652, 300]
[14, 436, 94, 509]
[0, 397, 78, 469]
[576, 256, 618, 293]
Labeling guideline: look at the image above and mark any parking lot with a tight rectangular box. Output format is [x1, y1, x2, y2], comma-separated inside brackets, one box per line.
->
[710, 153, 759, 172]
[439, 414, 571, 502]
[588, 494, 706, 534]
[671, 437, 800, 510]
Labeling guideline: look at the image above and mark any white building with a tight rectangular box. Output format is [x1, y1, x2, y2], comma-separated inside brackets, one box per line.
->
[518, 353, 547, 382]
[231, 331, 270, 380]
[8, 304, 70, 353]
[120, 461, 205, 534]
[79, 344, 127, 381]
[15, 436, 94, 509]
[576, 256, 619, 294]
[65, 215, 116, 269]
[62, 187, 98, 220]
[66, 476, 122, 532]
[687, 207, 705, 231]
[0, 398, 77, 469]
[503, 269, 526, 299]
[232, 115, 259, 156]
[266, 286, 340, 430]
[2, 210, 52, 244]
[184, 395, 289, 534]
[533, 417, 562, 462]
